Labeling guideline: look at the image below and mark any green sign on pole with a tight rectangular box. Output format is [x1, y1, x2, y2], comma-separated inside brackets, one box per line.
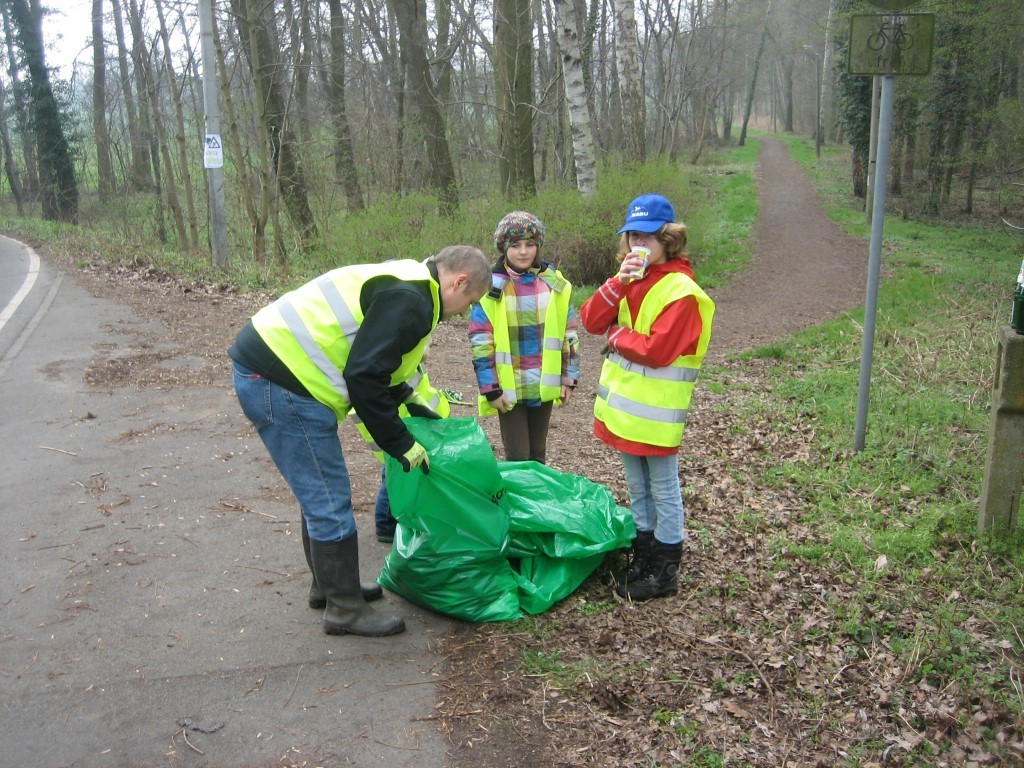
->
[862, 0, 920, 9]
[849, 13, 935, 76]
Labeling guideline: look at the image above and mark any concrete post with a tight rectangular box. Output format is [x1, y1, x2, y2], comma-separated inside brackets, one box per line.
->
[979, 326, 1024, 535]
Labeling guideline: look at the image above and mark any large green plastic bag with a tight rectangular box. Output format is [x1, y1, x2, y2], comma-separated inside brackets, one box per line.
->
[499, 461, 631, 615]
[377, 418, 635, 621]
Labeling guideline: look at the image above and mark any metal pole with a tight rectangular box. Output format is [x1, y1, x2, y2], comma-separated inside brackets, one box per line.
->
[865, 76, 880, 224]
[199, 0, 229, 269]
[814, 52, 822, 157]
[854, 75, 895, 452]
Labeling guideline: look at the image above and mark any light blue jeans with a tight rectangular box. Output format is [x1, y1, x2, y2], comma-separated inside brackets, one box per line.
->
[232, 362, 356, 543]
[620, 452, 685, 545]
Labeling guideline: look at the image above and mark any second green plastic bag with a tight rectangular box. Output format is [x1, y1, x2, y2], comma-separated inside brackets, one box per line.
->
[378, 417, 635, 621]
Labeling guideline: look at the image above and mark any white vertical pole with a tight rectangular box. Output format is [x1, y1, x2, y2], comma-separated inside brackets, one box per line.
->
[855, 75, 895, 451]
[199, 0, 229, 269]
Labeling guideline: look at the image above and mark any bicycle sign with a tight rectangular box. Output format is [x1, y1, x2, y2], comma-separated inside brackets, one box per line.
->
[867, 18, 913, 52]
[849, 14, 934, 76]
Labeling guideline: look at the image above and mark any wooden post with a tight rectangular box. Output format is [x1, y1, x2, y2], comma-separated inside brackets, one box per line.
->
[979, 326, 1024, 535]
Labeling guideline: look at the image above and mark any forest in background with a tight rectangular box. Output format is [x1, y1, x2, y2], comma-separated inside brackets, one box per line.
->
[0, 0, 1022, 276]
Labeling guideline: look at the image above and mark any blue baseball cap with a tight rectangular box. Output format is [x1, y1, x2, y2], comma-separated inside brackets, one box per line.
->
[617, 194, 675, 234]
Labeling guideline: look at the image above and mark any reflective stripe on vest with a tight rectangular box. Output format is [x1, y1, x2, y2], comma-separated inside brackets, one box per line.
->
[251, 260, 439, 419]
[353, 366, 451, 461]
[477, 270, 572, 416]
[594, 271, 715, 447]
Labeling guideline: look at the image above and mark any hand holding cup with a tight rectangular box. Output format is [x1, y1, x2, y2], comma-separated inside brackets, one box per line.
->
[619, 247, 650, 284]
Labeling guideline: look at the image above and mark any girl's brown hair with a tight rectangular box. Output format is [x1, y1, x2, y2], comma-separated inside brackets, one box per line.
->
[615, 222, 688, 264]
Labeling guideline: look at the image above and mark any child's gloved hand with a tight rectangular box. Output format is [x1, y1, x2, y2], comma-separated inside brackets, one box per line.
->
[399, 442, 430, 474]
[403, 392, 442, 419]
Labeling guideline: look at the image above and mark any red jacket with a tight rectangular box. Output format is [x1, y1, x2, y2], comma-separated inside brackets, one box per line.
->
[580, 257, 706, 455]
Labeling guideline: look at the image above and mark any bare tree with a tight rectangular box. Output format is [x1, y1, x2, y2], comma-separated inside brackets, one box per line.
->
[389, 0, 458, 215]
[1, 0, 37, 197]
[612, 0, 644, 163]
[231, 0, 319, 251]
[92, 0, 115, 197]
[553, 0, 596, 194]
[495, 0, 536, 197]
[154, 0, 199, 250]
[739, 0, 772, 146]
[326, 0, 364, 213]
[0, 74, 24, 213]
[3, 0, 78, 223]
[127, 0, 188, 247]
[353, 0, 405, 195]
[110, 0, 151, 191]
[213, 11, 268, 265]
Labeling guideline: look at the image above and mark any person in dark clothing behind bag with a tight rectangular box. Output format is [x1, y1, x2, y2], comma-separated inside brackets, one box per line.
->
[228, 246, 491, 637]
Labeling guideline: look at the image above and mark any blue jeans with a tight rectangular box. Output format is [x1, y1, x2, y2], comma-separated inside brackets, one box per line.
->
[620, 452, 685, 545]
[232, 362, 355, 543]
[374, 466, 396, 535]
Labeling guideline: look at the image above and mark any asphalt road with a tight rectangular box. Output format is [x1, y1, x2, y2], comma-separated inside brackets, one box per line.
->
[0, 235, 455, 768]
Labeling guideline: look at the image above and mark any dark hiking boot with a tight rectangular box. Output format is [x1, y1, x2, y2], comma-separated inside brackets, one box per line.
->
[615, 540, 681, 601]
[602, 530, 654, 587]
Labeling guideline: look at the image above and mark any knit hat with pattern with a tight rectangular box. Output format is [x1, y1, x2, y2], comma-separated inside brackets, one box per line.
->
[493, 211, 546, 254]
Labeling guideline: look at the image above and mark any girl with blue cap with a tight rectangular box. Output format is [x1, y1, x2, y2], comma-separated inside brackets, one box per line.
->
[581, 194, 716, 601]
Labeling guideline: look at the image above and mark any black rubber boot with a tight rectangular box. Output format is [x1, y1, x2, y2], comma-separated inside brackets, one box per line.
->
[309, 535, 405, 637]
[603, 530, 654, 587]
[302, 517, 382, 607]
[615, 540, 681, 601]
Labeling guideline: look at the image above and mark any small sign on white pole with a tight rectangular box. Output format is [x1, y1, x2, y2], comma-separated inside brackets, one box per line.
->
[204, 134, 224, 169]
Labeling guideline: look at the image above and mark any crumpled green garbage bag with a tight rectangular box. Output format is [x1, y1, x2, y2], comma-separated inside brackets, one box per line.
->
[378, 417, 635, 622]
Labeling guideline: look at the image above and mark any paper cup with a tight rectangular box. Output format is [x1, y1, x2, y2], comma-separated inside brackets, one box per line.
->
[633, 247, 650, 280]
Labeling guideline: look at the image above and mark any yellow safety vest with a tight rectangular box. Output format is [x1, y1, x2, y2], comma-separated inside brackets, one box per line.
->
[353, 365, 451, 462]
[476, 268, 572, 416]
[594, 272, 715, 448]
[251, 261, 440, 419]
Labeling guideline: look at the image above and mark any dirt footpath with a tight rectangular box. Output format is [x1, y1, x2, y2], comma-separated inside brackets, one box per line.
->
[708, 136, 868, 355]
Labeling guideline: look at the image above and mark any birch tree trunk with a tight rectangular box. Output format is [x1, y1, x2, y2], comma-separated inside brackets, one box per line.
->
[612, 0, 645, 163]
[553, 0, 597, 194]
